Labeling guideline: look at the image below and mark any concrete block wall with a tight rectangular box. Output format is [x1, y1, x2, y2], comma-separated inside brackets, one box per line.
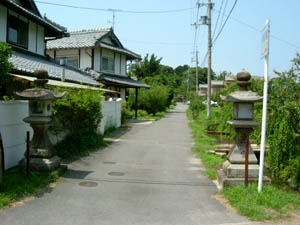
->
[99, 101, 122, 134]
[0, 101, 33, 169]
[0, 100, 121, 169]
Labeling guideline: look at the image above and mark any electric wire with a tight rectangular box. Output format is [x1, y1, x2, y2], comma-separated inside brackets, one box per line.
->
[35, 1, 195, 14]
[219, 0, 228, 33]
[212, 0, 238, 45]
[212, 0, 224, 40]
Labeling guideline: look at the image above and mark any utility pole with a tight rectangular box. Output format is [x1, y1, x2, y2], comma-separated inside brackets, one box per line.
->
[191, 1, 201, 95]
[207, 0, 212, 118]
[198, 0, 213, 118]
[196, 50, 199, 94]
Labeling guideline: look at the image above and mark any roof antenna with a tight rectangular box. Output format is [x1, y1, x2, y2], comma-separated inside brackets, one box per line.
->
[108, 9, 117, 31]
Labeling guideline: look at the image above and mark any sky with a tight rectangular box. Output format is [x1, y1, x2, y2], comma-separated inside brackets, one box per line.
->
[36, 0, 300, 77]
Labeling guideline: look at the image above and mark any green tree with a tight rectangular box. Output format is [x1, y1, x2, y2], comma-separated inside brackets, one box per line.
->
[128, 53, 162, 79]
[0, 42, 13, 88]
[174, 64, 189, 76]
[128, 85, 169, 115]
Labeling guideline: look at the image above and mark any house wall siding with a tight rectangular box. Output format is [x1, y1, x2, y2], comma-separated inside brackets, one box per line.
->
[0, 5, 7, 42]
[28, 21, 37, 53]
[37, 25, 44, 55]
[115, 53, 120, 75]
[80, 48, 92, 70]
[121, 54, 126, 76]
[94, 48, 101, 71]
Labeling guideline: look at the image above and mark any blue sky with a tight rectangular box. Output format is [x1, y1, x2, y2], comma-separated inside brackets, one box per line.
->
[36, 0, 300, 77]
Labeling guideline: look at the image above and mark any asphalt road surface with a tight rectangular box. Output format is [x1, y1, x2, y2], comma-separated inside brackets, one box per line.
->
[0, 103, 251, 225]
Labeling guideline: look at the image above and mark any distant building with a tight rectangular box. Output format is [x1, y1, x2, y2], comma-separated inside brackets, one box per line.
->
[199, 75, 234, 96]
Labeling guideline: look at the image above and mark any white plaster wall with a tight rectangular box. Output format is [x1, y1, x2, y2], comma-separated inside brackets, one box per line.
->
[94, 48, 101, 71]
[80, 48, 92, 70]
[121, 54, 126, 76]
[0, 5, 7, 42]
[0, 101, 33, 169]
[28, 21, 37, 53]
[98, 101, 121, 134]
[37, 25, 45, 55]
[115, 53, 121, 75]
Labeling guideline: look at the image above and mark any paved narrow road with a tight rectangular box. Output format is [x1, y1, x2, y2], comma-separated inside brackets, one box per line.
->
[0, 103, 248, 225]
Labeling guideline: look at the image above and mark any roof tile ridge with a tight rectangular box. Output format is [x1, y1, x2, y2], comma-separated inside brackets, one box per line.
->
[70, 27, 112, 34]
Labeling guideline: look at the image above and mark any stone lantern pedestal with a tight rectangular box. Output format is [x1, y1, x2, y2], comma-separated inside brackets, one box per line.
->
[17, 70, 65, 171]
[217, 70, 271, 189]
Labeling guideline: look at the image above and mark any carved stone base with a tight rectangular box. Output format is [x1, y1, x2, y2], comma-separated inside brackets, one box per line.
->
[217, 160, 271, 190]
[223, 160, 259, 178]
[217, 169, 271, 190]
[19, 156, 60, 171]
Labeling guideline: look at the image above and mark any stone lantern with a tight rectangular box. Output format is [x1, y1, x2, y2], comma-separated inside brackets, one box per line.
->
[16, 70, 65, 171]
[217, 70, 270, 188]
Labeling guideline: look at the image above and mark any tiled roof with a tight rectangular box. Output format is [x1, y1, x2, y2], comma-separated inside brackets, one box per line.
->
[47, 28, 141, 60]
[2, 0, 66, 36]
[98, 73, 151, 89]
[9, 48, 99, 86]
[47, 28, 112, 49]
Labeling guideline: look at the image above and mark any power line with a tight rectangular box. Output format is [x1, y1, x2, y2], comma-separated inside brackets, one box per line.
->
[122, 39, 195, 46]
[219, 0, 228, 33]
[212, 6, 300, 49]
[212, 0, 224, 39]
[35, 1, 195, 14]
[212, 0, 238, 44]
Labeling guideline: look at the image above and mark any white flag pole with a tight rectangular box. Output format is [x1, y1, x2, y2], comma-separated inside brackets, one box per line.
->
[258, 19, 270, 193]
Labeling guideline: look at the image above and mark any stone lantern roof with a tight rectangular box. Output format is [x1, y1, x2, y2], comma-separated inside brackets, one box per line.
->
[16, 70, 66, 100]
[221, 70, 263, 103]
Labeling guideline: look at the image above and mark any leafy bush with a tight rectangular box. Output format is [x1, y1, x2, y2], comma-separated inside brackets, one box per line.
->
[51, 88, 104, 157]
[267, 59, 300, 187]
[121, 101, 132, 124]
[189, 95, 205, 120]
[129, 85, 169, 115]
[0, 42, 13, 88]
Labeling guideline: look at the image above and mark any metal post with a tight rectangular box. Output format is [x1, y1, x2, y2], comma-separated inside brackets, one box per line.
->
[26, 131, 31, 177]
[207, 0, 212, 118]
[258, 19, 270, 192]
[135, 88, 138, 119]
[245, 137, 249, 187]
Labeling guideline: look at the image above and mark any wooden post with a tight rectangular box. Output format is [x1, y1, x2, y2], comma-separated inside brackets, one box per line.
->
[135, 88, 138, 119]
[26, 131, 31, 177]
[245, 137, 249, 188]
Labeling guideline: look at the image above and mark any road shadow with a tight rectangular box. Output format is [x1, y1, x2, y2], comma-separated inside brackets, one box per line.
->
[63, 169, 94, 180]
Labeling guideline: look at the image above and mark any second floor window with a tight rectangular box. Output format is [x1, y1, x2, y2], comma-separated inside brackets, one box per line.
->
[7, 14, 28, 49]
[101, 57, 114, 73]
[57, 56, 79, 68]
